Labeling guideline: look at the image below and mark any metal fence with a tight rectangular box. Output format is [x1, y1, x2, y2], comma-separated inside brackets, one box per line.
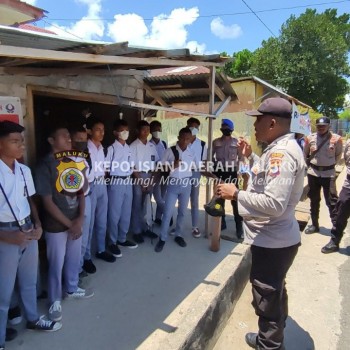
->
[330, 119, 350, 137]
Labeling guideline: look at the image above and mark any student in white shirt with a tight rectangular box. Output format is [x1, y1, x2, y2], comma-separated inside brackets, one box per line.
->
[129, 120, 159, 244]
[106, 119, 137, 258]
[86, 117, 115, 263]
[0, 121, 61, 350]
[187, 117, 208, 238]
[69, 127, 95, 278]
[149, 120, 167, 225]
[155, 128, 197, 253]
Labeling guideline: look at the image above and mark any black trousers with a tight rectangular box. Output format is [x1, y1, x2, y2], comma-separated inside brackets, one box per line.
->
[331, 184, 350, 245]
[213, 170, 243, 225]
[250, 243, 300, 350]
[307, 174, 338, 227]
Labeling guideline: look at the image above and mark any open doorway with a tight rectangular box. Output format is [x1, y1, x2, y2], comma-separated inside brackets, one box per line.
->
[29, 91, 140, 163]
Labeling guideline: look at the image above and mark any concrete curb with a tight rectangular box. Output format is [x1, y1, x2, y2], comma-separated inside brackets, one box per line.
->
[138, 243, 251, 350]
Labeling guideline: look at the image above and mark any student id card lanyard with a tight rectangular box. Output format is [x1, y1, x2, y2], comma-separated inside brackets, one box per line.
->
[0, 167, 29, 231]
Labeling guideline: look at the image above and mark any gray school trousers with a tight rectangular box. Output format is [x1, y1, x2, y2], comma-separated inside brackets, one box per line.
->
[89, 180, 108, 253]
[107, 179, 133, 244]
[45, 231, 82, 304]
[0, 226, 39, 345]
[80, 191, 92, 270]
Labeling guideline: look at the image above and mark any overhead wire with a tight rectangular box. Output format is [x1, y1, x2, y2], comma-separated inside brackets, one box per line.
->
[43, 0, 350, 22]
[240, 0, 277, 37]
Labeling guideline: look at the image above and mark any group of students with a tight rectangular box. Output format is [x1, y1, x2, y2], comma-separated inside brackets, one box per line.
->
[1, 114, 247, 349]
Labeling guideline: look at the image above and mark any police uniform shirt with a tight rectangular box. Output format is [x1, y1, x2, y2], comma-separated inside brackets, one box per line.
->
[130, 138, 159, 172]
[0, 160, 35, 222]
[150, 138, 167, 160]
[106, 140, 133, 177]
[237, 133, 305, 249]
[161, 144, 197, 179]
[87, 139, 105, 178]
[212, 136, 240, 169]
[304, 132, 342, 178]
[189, 137, 207, 169]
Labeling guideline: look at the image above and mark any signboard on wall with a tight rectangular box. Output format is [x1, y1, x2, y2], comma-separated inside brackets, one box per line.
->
[290, 101, 311, 136]
[0, 96, 23, 125]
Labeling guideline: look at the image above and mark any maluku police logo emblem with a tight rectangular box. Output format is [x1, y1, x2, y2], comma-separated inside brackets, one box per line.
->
[56, 159, 87, 194]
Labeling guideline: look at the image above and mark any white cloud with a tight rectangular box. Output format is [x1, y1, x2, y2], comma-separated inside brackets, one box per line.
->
[107, 7, 208, 53]
[210, 17, 242, 39]
[44, 0, 104, 41]
[107, 14, 148, 45]
[23, 0, 37, 5]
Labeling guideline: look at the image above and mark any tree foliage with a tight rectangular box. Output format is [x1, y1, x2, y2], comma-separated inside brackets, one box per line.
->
[339, 108, 350, 120]
[222, 49, 254, 78]
[223, 9, 350, 117]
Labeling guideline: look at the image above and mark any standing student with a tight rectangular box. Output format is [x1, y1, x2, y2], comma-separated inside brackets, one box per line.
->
[155, 128, 197, 253]
[217, 98, 304, 350]
[86, 117, 115, 263]
[35, 125, 94, 324]
[0, 121, 61, 350]
[187, 117, 207, 238]
[129, 120, 159, 244]
[69, 127, 95, 278]
[149, 120, 167, 225]
[106, 119, 137, 258]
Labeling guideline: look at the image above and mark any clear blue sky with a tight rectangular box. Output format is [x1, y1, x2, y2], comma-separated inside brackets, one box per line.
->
[27, 0, 349, 54]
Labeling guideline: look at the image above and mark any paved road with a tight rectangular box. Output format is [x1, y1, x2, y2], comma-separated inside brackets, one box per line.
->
[214, 170, 350, 350]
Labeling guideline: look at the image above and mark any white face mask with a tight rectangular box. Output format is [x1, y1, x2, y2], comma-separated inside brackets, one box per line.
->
[117, 130, 129, 141]
[152, 131, 162, 139]
[189, 127, 199, 136]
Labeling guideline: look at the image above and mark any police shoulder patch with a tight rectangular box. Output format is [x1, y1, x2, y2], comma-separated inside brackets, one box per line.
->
[268, 153, 284, 177]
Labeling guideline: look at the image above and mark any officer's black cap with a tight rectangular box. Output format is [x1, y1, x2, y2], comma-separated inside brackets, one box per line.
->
[246, 97, 292, 118]
[316, 116, 330, 126]
[0, 120, 25, 138]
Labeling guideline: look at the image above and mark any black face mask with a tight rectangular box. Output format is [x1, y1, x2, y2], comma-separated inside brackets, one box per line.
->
[221, 129, 232, 136]
[74, 141, 88, 151]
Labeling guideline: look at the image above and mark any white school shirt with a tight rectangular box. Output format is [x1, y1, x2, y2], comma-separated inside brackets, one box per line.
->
[189, 137, 207, 169]
[150, 138, 167, 160]
[106, 140, 133, 176]
[0, 160, 35, 222]
[130, 138, 159, 172]
[87, 139, 105, 178]
[161, 144, 197, 179]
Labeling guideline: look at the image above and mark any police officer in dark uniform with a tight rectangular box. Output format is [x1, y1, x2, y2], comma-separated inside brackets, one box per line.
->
[212, 119, 243, 238]
[322, 139, 350, 253]
[303, 117, 342, 234]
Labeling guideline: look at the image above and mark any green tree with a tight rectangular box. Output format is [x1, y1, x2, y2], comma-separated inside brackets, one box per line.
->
[339, 108, 350, 120]
[221, 49, 254, 78]
[252, 9, 350, 117]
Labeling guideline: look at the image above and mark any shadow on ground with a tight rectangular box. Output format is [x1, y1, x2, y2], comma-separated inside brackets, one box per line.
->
[285, 316, 315, 350]
[6, 207, 238, 350]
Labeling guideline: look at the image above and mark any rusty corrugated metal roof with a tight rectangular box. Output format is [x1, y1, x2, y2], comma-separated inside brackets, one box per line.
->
[144, 67, 236, 104]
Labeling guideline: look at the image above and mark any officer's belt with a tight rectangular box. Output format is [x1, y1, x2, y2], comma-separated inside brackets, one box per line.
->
[310, 164, 335, 171]
[0, 215, 31, 228]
